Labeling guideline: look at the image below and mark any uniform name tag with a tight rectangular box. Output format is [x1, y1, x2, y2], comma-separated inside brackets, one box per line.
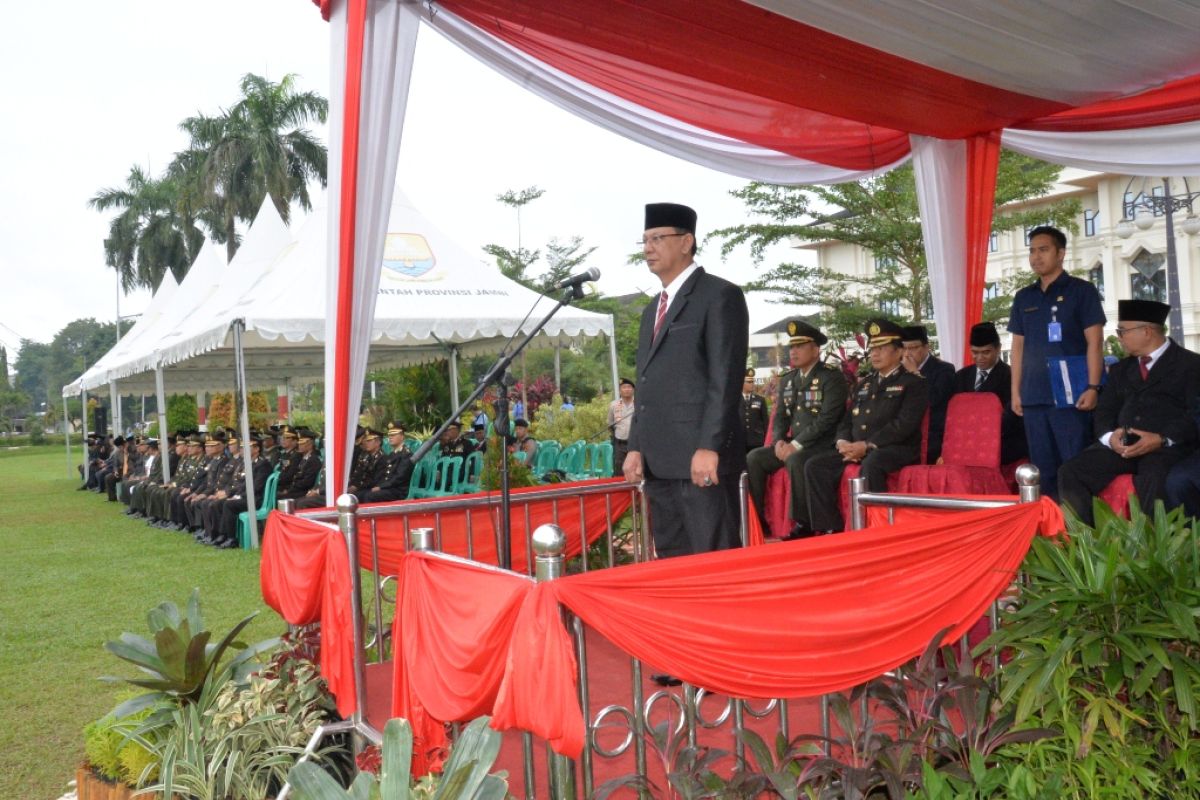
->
[1047, 321, 1062, 342]
[885, 385, 904, 394]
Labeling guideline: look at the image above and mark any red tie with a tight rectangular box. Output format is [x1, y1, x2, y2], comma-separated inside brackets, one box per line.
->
[1139, 355, 1151, 380]
[653, 290, 669, 339]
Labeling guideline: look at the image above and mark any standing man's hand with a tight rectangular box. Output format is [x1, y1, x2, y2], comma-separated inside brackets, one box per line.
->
[623, 450, 644, 484]
[1076, 387, 1099, 411]
[1012, 391, 1023, 417]
[691, 449, 719, 487]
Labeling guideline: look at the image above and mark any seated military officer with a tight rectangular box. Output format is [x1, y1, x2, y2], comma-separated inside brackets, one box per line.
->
[1060, 300, 1200, 526]
[746, 320, 848, 538]
[804, 319, 929, 533]
[741, 368, 769, 452]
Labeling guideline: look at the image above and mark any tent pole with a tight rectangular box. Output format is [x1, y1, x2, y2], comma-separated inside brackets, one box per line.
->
[233, 321, 259, 548]
[64, 394, 71, 477]
[81, 389, 90, 485]
[109, 381, 119, 435]
[554, 344, 561, 393]
[608, 330, 619, 401]
[449, 346, 460, 412]
[154, 362, 171, 484]
[286, 378, 293, 425]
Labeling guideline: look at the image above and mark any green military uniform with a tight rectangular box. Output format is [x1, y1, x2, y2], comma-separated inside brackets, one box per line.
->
[147, 436, 204, 524]
[805, 319, 929, 533]
[746, 321, 848, 535]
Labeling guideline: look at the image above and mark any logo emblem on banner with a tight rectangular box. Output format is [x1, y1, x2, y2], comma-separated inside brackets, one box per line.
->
[382, 233, 436, 278]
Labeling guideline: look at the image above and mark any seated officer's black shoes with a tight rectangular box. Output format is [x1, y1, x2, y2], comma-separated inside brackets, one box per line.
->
[651, 673, 683, 687]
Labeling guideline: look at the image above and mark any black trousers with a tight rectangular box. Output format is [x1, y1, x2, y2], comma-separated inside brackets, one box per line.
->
[644, 476, 741, 559]
[746, 443, 825, 528]
[612, 439, 629, 478]
[804, 445, 918, 532]
[1058, 443, 1186, 526]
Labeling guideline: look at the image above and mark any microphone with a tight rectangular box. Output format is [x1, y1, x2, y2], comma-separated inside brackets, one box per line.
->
[552, 266, 601, 291]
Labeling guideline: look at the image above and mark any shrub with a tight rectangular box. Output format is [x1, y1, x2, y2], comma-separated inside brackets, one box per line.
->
[529, 394, 609, 447]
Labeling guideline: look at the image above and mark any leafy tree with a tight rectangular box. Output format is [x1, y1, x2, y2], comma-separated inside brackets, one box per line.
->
[0, 345, 9, 387]
[174, 73, 328, 261]
[709, 153, 1080, 342]
[166, 394, 199, 435]
[370, 364, 452, 430]
[0, 387, 30, 433]
[89, 166, 207, 292]
[540, 236, 597, 293]
[15, 320, 117, 412]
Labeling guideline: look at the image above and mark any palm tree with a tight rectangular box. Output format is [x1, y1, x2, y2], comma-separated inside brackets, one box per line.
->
[89, 166, 206, 291]
[175, 73, 328, 261]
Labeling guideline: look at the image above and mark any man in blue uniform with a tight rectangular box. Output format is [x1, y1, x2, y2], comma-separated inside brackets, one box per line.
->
[1008, 225, 1105, 498]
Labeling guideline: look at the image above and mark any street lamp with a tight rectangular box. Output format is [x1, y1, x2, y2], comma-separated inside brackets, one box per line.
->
[1115, 177, 1200, 343]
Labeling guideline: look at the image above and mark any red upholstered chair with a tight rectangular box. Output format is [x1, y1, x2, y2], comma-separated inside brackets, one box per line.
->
[1098, 474, 1134, 519]
[894, 394, 1010, 496]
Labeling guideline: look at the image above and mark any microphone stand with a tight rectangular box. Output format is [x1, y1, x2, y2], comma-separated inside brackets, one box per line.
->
[410, 282, 588, 569]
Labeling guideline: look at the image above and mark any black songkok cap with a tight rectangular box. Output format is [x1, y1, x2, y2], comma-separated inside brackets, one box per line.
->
[1118, 299, 1170, 325]
[969, 322, 1001, 348]
[644, 202, 697, 233]
[900, 325, 929, 344]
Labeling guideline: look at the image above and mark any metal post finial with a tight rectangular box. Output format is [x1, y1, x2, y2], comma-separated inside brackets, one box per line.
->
[1015, 463, 1041, 503]
[848, 476, 868, 530]
[336, 493, 359, 515]
[533, 523, 567, 582]
[409, 527, 434, 552]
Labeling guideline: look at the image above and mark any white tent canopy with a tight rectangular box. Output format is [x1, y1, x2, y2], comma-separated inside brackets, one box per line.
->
[65, 191, 615, 397]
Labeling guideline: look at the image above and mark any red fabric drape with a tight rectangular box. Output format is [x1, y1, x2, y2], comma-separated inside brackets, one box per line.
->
[392, 554, 535, 774]
[330, 0, 367, 501]
[963, 132, 1001, 363]
[1021, 74, 1200, 132]
[354, 479, 634, 574]
[260, 512, 356, 717]
[386, 500, 1063, 759]
[436, 0, 1070, 169]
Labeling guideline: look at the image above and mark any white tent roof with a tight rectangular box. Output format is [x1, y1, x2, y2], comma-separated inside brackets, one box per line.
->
[67, 192, 613, 395]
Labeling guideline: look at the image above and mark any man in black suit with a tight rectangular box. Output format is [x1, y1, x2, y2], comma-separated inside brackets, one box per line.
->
[624, 202, 749, 560]
[951, 322, 1027, 464]
[1059, 300, 1200, 527]
[901, 324, 955, 463]
[805, 319, 929, 533]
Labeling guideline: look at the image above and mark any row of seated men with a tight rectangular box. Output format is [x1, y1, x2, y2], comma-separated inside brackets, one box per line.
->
[746, 317, 1029, 538]
[749, 301, 1200, 536]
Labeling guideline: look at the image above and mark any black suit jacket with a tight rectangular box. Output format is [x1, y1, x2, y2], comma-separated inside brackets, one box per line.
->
[920, 355, 955, 462]
[1093, 341, 1200, 446]
[952, 360, 1027, 463]
[627, 267, 749, 479]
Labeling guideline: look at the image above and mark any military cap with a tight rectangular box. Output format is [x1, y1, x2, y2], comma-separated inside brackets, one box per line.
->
[1118, 299, 1170, 325]
[188, 434, 204, 446]
[249, 431, 265, 445]
[744, 368, 756, 380]
[146, 438, 159, 449]
[296, 428, 317, 444]
[354, 425, 366, 444]
[619, 377, 635, 389]
[644, 202, 697, 233]
[280, 425, 299, 440]
[204, 432, 226, 445]
[386, 421, 406, 436]
[900, 325, 930, 344]
[362, 427, 383, 442]
[969, 322, 1001, 348]
[267, 424, 281, 434]
[865, 319, 905, 348]
[786, 319, 828, 347]
[112, 435, 124, 446]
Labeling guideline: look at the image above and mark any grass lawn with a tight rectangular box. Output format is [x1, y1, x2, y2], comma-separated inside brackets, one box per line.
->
[0, 446, 282, 799]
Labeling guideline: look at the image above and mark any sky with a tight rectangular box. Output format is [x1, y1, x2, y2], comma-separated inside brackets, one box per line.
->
[0, 0, 810, 362]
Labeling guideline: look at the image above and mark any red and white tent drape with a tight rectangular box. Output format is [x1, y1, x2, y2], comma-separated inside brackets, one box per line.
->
[318, 0, 1200, 502]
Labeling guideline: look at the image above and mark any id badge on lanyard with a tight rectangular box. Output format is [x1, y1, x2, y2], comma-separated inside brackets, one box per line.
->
[1047, 305, 1062, 343]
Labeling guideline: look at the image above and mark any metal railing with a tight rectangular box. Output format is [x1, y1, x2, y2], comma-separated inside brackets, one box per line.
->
[277, 466, 1040, 798]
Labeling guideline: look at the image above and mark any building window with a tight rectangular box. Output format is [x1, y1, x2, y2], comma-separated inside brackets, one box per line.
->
[1023, 224, 1052, 246]
[1123, 191, 1140, 220]
[1088, 263, 1104, 300]
[988, 231, 998, 252]
[877, 297, 901, 316]
[983, 282, 1001, 301]
[1151, 185, 1166, 217]
[1130, 250, 1166, 303]
[874, 253, 897, 273]
[1083, 209, 1099, 237]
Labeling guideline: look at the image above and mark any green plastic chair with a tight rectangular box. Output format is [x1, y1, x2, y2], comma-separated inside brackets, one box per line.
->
[589, 442, 614, 478]
[407, 455, 437, 499]
[430, 456, 464, 497]
[533, 440, 561, 477]
[461, 451, 484, 493]
[238, 469, 281, 549]
[564, 440, 589, 480]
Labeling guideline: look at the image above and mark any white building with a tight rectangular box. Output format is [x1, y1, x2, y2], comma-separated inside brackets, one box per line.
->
[801, 169, 1200, 355]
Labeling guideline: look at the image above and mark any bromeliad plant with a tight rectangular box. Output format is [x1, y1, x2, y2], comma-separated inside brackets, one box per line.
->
[102, 588, 279, 722]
